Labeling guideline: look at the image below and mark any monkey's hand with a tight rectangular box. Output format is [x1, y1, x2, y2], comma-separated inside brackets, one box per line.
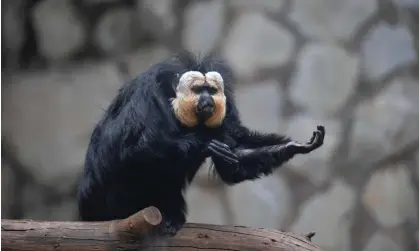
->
[287, 125, 325, 154]
[206, 140, 239, 164]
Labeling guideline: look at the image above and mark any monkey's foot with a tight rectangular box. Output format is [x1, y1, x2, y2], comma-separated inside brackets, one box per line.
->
[206, 140, 239, 164]
[156, 220, 184, 236]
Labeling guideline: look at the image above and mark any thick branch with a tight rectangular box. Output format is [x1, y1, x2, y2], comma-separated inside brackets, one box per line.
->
[2, 206, 324, 251]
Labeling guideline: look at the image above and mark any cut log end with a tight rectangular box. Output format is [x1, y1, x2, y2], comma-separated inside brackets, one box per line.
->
[140, 206, 163, 225]
[111, 206, 162, 239]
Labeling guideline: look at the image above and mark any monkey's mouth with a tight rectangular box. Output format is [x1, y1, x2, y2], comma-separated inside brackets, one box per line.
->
[196, 105, 215, 120]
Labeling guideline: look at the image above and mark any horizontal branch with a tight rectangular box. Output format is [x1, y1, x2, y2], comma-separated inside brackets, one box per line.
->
[1, 206, 324, 251]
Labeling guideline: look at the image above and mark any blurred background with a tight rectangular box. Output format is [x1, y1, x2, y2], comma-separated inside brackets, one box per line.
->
[1, 0, 419, 250]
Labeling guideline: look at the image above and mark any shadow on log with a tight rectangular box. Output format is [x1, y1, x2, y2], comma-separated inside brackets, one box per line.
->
[2, 206, 324, 251]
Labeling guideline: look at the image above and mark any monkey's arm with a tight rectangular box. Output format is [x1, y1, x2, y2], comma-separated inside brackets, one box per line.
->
[234, 126, 292, 149]
[209, 126, 325, 185]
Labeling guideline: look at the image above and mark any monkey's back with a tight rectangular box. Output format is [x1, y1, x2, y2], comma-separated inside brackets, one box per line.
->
[77, 130, 210, 222]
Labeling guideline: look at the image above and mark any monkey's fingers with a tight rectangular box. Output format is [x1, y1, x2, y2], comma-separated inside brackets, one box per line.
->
[208, 148, 238, 164]
[208, 144, 239, 164]
[306, 128, 325, 151]
[209, 140, 231, 150]
[208, 143, 238, 160]
[315, 126, 325, 145]
[317, 125, 325, 134]
[308, 131, 316, 144]
[304, 125, 325, 147]
[306, 125, 324, 145]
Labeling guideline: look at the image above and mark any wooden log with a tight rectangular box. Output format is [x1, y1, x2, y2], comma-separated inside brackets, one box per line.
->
[2, 206, 324, 251]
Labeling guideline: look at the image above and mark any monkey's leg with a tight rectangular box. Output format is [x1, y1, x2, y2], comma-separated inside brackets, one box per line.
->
[210, 126, 325, 185]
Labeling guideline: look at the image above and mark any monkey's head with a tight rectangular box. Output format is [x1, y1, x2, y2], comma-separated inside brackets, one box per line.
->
[171, 71, 226, 128]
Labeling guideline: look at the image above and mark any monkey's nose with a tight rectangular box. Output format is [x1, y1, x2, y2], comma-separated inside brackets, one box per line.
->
[197, 94, 215, 119]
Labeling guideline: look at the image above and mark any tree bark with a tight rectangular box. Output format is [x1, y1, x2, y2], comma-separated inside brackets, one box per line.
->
[2, 206, 324, 251]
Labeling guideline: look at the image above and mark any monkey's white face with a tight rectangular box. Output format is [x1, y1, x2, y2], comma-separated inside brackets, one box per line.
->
[171, 71, 226, 128]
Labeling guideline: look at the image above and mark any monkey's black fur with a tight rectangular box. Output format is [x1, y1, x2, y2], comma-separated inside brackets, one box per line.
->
[77, 51, 325, 235]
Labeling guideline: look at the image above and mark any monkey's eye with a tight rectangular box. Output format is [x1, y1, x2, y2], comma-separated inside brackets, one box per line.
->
[191, 85, 218, 95]
[191, 86, 203, 94]
[208, 86, 218, 95]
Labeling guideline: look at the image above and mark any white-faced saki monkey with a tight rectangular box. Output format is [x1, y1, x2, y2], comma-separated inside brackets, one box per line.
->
[77, 51, 326, 236]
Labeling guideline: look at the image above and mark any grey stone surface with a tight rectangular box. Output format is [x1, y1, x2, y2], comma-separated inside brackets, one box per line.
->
[222, 12, 294, 78]
[124, 45, 171, 79]
[416, 152, 419, 180]
[289, 43, 359, 116]
[362, 24, 416, 80]
[234, 80, 283, 133]
[182, 0, 225, 55]
[362, 232, 401, 251]
[47, 200, 79, 221]
[83, 0, 120, 4]
[386, 225, 417, 251]
[290, 0, 378, 41]
[227, 0, 285, 12]
[185, 184, 228, 225]
[416, 231, 419, 248]
[94, 8, 140, 55]
[399, 77, 419, 109]
[350, 78, 419, 161]
[23, 185, 78, 221]
[362, 165, 418, 228]
[290, 179, 355, 251]
[390, 78, 419, 151]
[2, 1, 25, 61]
[21, 185, 49, 220]
[31, 0, 87, 61]
[190, 158, 223, 187]
[138, 0, 175, 40]
[2, 62, 123, 190]
[393, 0, 419, 9]
[283, 113, 341, 186]
[1, 163, 15, 218]
[227, 174, 292, 229]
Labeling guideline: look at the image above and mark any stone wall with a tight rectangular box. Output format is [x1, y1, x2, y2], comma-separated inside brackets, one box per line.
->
[2, 1, 419, 251]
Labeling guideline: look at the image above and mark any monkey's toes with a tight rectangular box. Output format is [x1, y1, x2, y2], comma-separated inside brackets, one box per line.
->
[157, 222, 182, 236]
